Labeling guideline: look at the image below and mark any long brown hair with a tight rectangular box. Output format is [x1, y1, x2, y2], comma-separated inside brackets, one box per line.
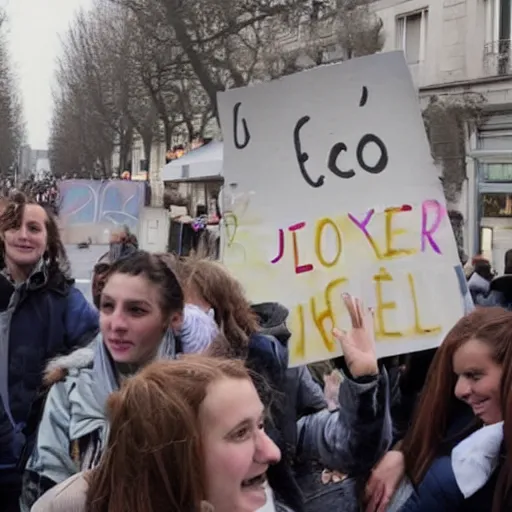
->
[87, 355, 251, 512]
[0, 192, 70, 278]
[493, 318, 512, 510]
[402, 307, 512, 509]
[181, 258, 260, 356]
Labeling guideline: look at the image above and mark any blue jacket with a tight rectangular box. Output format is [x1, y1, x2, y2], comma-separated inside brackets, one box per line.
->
[391, 421, 504, 512]
[0, 266, 98, 487]
[400, 456, 498, 511]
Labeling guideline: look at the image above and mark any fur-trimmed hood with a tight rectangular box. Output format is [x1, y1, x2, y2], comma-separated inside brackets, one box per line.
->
[43, 345, 96, 387]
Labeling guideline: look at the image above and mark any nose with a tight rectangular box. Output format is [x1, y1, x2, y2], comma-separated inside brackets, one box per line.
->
[108, 309, 129, 332]
[454, 375, 471, 401]
[18, 224, 29, 239]
[254, 429, 281, 465]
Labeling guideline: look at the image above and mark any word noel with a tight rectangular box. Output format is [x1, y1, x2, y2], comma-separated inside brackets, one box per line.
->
[271, 201, 446, 356]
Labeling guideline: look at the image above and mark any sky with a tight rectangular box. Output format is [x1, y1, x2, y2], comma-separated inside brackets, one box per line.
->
[3, 0, 93, 149]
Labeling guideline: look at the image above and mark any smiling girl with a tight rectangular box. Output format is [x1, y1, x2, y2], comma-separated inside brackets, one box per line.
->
[31, 356, 290, 512]
[365, 307, 512, 512]
[0, 193, 98, 511]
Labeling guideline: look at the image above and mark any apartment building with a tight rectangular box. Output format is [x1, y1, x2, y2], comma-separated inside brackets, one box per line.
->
[374, 0, 512, 270]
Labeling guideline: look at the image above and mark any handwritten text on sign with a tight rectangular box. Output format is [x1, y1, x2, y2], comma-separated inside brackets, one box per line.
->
[218, 52, 465, 367]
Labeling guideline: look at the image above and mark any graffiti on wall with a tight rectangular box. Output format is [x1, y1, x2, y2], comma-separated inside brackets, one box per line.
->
[59, 180, 145, 230]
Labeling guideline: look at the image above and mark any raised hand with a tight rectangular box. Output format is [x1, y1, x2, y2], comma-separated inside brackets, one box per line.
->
[333, 294, 378, 378]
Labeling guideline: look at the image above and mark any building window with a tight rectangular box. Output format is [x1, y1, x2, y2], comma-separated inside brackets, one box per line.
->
[485, 0, 511, 44]
[484, 0, 512, 74]
[482, 192, 512, 216]
[483, 163, 512, 181]
[396, 10, 428, 65]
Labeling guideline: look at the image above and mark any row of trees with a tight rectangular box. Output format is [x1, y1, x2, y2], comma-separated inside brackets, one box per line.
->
[49, 0, 385, 178]
[0, 10, 25, 179]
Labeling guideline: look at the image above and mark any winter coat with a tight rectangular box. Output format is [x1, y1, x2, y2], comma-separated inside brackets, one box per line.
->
[0, 263, 98, 491]
[21, 304, 220, 511]
[387, 421, 503, 512]
[21, 330, 178, 511]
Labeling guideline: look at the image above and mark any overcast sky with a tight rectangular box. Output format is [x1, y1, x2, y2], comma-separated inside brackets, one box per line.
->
[4, 0, 93, 149]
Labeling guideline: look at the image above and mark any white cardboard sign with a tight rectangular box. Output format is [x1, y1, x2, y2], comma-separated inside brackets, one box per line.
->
[218, 52, 467, 367]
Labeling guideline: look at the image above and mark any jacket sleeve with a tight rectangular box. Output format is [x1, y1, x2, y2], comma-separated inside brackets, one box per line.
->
[295, 368, 392, 475]
[400, 456, 464, 512]
[64, 287, 99, 349]
[20, 379, 77, 511]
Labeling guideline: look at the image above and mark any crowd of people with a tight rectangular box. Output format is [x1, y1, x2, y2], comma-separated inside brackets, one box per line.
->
[0, 191, 511, 512]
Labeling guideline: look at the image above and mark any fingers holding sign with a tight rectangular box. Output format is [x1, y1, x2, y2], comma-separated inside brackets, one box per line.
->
[333, 294, 379, 378]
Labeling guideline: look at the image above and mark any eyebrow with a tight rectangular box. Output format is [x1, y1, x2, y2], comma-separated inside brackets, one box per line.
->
[455, 367, 484, 375]
[229, 410, 266, 431]
[101, 295, 152, 308]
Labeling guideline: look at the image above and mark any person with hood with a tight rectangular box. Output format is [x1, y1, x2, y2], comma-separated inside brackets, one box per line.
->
[179, 258, 392, 512]
[20, 251, 219, 510]
[0, 193, 98, 511]
[365, 307, 511, 512]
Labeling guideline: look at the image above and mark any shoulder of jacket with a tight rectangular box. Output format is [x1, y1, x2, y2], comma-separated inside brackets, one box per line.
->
[43, 344, 96, 386]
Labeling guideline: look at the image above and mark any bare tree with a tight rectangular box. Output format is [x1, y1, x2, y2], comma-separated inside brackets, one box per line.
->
[51, 0, 385, 176]
[0, 10, 25, 179]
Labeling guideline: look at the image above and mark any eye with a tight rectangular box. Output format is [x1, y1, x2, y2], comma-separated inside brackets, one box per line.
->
[129, 306, 146, 316]
[100, 302, 114, 312]
[231, 426, 251, 442]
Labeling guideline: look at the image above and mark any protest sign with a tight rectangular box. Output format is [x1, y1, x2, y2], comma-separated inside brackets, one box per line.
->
[218, 52, 467, 367]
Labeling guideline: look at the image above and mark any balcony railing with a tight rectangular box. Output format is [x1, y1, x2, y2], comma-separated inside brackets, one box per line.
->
[483, 39, 512, 76]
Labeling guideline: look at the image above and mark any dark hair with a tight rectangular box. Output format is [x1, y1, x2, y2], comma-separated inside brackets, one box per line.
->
[402, 307, 512, 512]
[474, 259, 493, 281]
[103, 251, 184, 317]
[87, 356, 250, 512]
[0, 192, 70, 278]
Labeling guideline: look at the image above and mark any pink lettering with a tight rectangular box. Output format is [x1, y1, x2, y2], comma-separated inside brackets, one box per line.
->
[289, 222, 314, 274]
[421, 200, 444, 254]
[271, 228, 285, 264]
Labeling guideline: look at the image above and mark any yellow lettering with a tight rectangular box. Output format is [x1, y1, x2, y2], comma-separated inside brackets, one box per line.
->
[408, 273, 441, 335]
[315, 218, 342, 268]
[374, 267, 402, 338]
[292, 304, 306, 361]
[383, 207, 417, 259]
[310, 277, 347, 353]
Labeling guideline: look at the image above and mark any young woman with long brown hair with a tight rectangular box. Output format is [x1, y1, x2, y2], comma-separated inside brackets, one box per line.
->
[365, 307, 512, 512]
[173, 258, 392, 512]
[31, 356, 288, 512]
[0, 193, 98, 511]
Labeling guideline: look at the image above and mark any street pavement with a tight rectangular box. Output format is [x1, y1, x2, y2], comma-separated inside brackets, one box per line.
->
[67, 244, 107, 304]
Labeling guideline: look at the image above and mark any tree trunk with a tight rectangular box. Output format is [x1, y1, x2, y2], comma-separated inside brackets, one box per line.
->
[163, 3, 221, 117]
[142, 131, 153, 173]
